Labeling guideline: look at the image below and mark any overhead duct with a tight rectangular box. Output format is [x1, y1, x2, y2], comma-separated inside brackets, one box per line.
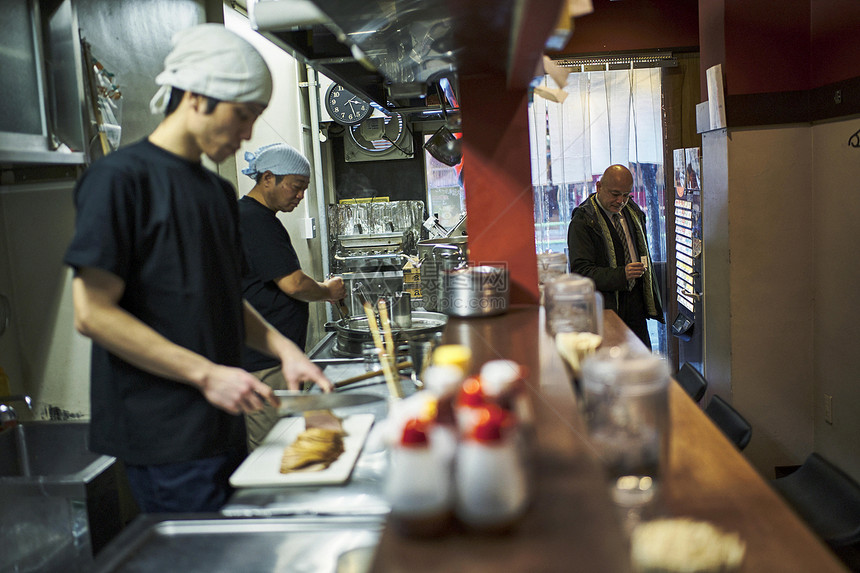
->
[245, 0, 564, 122]
[247, 0, 330, 30]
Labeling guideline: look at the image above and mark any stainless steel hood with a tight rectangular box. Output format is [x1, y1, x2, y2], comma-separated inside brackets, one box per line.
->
[247, 0, 564, 120]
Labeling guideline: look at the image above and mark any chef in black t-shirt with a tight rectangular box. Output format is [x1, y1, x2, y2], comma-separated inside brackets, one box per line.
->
[239, 143, 346, 449]
[64, 26, 332, 514]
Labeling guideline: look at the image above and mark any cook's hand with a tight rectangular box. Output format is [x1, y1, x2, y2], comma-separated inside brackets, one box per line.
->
[323, 276, 346, 301]
[200, 365, 279, 415]
[625, 262, 647, 281]
[281, 349, 334, 393]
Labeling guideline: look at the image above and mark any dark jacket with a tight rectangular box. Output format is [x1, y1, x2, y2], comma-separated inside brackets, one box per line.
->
[567, 193, 664, 322]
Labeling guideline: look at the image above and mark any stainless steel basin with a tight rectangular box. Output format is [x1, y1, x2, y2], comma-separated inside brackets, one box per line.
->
[92, 515, 383, 573]
[0, 420, 113, 480]
[0, 420, 121, 573]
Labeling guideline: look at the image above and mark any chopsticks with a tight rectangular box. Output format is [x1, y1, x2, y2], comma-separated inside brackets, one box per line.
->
[361, 297, 404, 398]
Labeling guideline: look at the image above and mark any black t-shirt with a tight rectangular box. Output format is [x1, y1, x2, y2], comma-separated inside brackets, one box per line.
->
[238, 195, 308, 371]
[64, 139, 247, 465]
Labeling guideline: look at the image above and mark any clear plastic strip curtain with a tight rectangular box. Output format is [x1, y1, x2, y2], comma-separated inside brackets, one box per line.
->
[529, 67, 666, 265]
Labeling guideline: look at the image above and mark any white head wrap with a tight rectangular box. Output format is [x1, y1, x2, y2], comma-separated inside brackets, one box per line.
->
[149, 24, 273, 114]
[242, 143, 311, 179]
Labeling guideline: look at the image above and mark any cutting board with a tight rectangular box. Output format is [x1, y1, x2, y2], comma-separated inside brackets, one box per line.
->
[230, 414, 375, 488]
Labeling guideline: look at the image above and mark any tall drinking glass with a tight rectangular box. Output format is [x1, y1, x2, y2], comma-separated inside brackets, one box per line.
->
[406, 331, 443, 389]
[545, 274, 603, 390]
[580, 345, 670, 510]
[544, 274, 603, 338]
[537, 252, 569, 301]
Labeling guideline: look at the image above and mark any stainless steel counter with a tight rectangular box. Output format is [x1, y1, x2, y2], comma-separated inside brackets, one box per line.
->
[92, 334, 412, 573]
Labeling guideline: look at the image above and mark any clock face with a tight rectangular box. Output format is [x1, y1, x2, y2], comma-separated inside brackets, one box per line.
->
[325, 83, 372, 125]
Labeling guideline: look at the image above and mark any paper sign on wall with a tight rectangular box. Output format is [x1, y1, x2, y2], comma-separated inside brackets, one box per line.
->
[706, 64, 727, 129]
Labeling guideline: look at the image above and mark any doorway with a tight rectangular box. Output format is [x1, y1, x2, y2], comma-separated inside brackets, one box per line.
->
[529, 66, 668, 354]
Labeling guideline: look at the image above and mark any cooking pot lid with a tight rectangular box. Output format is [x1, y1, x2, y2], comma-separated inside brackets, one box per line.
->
[336, 311, 448, 333]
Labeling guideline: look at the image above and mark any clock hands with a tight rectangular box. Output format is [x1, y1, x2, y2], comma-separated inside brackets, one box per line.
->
[326, 84, 370, 124]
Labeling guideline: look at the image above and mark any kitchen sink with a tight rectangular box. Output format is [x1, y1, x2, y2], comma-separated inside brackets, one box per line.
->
[92, 515, 383, 573]
[0, 420, 112, 479]
[0, 420, 122, 573]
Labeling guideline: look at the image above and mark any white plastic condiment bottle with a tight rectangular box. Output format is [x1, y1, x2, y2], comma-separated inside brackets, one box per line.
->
[454, 375, 488, 437]
[431, 344, 472, 377]
[421, 364, 464, 464]
[480, 359, 533, 427]
[385, 418, 454, 537]
[480, 359, 536, 474]
[454, 405, 529, 532]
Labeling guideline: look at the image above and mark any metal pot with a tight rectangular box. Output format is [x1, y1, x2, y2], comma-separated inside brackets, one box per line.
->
[417, 237, 468, 311]
[326, 311, 448, 356]
[438, 265, 510, 318]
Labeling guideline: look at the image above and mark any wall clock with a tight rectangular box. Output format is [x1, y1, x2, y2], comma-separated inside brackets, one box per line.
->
[324, 83, 373, 125]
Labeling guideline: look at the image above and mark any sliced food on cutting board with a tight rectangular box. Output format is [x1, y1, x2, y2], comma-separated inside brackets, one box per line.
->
[230, 411, 375, 487]
[304, 408, 346, 432]
[280, 410, 347, 473]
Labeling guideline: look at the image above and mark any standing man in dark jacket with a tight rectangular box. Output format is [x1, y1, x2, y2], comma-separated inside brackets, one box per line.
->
[567, 164, 664, 349]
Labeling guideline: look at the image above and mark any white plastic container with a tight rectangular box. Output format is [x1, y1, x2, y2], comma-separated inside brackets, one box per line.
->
[480, 359, 533, 426]
[422, 365, 464, 463]
[385, 419, 453, 537]
[454, 407, 529, 532]
[454, 376, 488, 436]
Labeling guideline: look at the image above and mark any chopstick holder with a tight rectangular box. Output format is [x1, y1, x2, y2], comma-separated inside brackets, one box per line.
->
[377, 299, 396, 358]
[362, 300, 403, 398]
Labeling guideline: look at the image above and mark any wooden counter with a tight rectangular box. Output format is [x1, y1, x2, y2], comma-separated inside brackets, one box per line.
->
[370, 306, 848, 572]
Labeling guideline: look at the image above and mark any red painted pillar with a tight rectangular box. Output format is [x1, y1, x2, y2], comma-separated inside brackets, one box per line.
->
[459, 73, 539, 305]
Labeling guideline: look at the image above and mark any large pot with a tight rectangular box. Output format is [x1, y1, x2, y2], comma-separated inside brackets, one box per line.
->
[327, 311, 448, 356]
[438, 265, 510, 318]
[417, 237, 468, 311]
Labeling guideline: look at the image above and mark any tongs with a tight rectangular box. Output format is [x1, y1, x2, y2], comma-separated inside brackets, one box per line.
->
[332, 298, 350, 321]
[328, 274, 351, 321]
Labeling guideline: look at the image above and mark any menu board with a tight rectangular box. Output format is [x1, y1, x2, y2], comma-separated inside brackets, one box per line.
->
[673, 148, 702, 317]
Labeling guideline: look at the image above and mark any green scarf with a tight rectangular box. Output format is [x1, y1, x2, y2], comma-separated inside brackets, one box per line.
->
[588, 195, 659, 318]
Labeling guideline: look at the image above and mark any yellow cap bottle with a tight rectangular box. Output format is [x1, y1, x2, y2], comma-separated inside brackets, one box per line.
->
[432, 344, 473, 376]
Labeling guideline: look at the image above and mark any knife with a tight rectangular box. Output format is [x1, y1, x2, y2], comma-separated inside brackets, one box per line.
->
[273, 390, 383, 415]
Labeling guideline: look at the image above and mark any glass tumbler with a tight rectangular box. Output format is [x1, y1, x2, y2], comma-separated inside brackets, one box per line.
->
[362, 341, 381, 372]
[543, 274, 603, 338]
[580, 345, 670, 509]
[537, 252, 569, 290]
[406, 331, 443, 389]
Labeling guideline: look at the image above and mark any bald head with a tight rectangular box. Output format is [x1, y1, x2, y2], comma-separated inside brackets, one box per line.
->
[596, 164, 634, 213]
[602, 164, 633, 187]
